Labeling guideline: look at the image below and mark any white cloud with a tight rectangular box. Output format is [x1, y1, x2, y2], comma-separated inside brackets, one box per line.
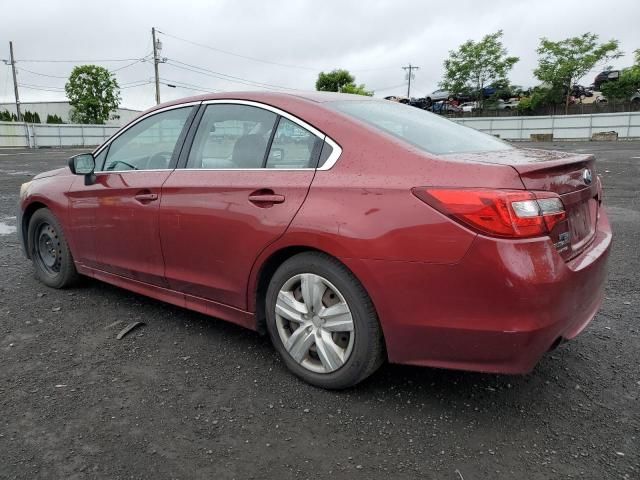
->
[1, 0, 638, 110]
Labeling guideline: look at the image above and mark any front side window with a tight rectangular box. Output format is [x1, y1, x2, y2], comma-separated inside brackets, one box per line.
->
[100, 106, 194, 171]
[329, 100, 513, 155]
[265, 118, 322, 169]
[187, 104, 277, 169]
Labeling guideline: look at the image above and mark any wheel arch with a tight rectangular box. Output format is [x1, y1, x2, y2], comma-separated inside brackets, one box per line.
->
[250, 244, 384, 348]
[21, 200, 49, 258]
[252, 245, 325, 334]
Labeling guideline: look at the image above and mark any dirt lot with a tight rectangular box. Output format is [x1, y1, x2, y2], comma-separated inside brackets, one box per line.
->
[0, 142, 638, 480]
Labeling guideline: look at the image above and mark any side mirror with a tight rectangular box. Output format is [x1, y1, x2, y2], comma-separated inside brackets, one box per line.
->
[68, 153, 96, 185]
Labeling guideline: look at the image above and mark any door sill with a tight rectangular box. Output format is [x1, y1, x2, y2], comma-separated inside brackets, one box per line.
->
[75, 263, 256, 331]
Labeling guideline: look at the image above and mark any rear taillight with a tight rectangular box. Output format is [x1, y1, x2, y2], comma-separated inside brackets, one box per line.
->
[412, 188, 566, 238]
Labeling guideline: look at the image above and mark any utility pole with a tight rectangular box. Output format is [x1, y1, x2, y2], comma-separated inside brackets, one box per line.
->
[9, 41, 22, 121]
[152, 27, 161, 105]
[402, 64, 419, 99]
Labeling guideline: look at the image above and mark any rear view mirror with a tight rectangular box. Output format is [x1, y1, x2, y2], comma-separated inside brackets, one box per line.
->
[68, 153, 95, 175]
[68, 153, 96, 185]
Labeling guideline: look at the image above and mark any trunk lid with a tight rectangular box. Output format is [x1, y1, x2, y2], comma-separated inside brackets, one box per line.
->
[448, 148, 600, 259]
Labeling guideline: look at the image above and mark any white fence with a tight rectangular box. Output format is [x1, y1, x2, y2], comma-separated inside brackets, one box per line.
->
[2, 112, 640, 148]
[0, 121, 119, 148]
[453, 111, 640, 140]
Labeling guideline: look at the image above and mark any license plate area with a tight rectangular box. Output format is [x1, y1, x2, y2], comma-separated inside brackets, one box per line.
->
[568, 198, 597, 254]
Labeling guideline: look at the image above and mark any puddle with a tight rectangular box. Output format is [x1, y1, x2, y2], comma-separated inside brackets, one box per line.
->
[0, 222, 17, 235]
[0, 170, 33, 176]
[0, 217, 17, 235]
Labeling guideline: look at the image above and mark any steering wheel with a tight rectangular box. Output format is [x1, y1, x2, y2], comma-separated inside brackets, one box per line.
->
[106, 160, 138, 171]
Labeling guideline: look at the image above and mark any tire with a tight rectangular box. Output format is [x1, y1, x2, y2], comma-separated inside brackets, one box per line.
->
[265, 252, 385, 389]
[27, 208, 79, 288]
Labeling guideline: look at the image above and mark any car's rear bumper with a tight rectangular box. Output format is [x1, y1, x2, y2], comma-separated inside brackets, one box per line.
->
[342, 209, 612, 374]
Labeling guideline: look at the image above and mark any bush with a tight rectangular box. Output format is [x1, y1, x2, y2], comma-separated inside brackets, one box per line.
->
[23, 111, 42, 123]
[0, 110, 13, 121]
[46, 114, 65, 124]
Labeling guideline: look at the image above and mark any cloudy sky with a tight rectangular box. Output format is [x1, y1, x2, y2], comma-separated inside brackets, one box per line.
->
[1, 0, 638, 111]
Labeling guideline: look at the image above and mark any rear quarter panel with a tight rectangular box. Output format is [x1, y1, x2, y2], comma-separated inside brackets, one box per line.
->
[247, 120, 526, 311]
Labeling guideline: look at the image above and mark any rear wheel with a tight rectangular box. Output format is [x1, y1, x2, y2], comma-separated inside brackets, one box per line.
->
[28, 208, 79, 288]
[265, 252, 385, 389]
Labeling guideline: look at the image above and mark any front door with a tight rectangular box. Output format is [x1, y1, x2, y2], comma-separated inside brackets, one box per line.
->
[159, 102, 323, 309]
[67, 105, 196, 286]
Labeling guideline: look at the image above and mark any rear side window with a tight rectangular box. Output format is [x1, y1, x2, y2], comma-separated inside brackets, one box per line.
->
[265, 118, 322, 169]
[329, 100, 512, 155]
[187, 104, 277, 169]
[317, 142, 333, 168]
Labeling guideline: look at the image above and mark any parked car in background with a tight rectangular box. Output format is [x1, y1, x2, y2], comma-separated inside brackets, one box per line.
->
[425, 89, 453, 104]
[429, 101, 462, 114]
[595, 89, 640, 105]
[459, 101, 479, 113]
[383, 95, 408, 103]
[18, 92, 611, 389]
[485, 99, 520, 110]
[571, 84, 594, 99]
[593, 70, 620, 90]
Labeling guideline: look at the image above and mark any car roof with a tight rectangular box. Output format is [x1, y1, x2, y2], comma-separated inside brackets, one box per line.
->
[144, 90, 377, 115]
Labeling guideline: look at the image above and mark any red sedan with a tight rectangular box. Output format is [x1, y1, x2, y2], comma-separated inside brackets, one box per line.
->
[18, 92, 611, 388]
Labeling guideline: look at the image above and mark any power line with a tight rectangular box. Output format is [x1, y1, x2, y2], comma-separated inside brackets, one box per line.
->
[120, 79, 153, 89]
[160, 78, 222, 93]
[157, 29, 399, 74]
[16, 57, 144, 63]
[18, 83, 65, 93]
[15, 67, 68, 79]
[165, 58, 300, 91]
[121, 81, 154, 90]
[111, 56, 152, 73]
[158, 29, 317, 72]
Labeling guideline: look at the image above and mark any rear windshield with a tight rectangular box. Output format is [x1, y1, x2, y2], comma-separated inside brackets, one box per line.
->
[328, 100, 513, 155]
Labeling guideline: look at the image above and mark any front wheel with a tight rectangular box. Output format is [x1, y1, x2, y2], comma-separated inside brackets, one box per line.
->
[27, 208, 79, 288]
[265, 252, 385, 389]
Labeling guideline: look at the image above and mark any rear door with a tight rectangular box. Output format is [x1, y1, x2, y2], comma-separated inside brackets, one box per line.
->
[159, 101, 324, 309]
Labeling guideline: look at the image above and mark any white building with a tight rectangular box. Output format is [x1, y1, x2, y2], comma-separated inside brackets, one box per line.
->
[0, 101, 141, 126]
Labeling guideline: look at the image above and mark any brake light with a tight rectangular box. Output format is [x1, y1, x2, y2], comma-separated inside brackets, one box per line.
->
[412, 188, 566, 238]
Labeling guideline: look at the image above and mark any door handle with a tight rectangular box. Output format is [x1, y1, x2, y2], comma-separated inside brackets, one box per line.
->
[248, 190, 285, 207]
[134, 192, 158, 203]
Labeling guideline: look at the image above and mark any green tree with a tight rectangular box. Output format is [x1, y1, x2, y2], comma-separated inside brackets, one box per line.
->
[23, 111, 42, 123]
[0, 110, 14, 122]
[315, 69, 373, 96]
[65, 65, 121, 124]
[516, 85, 565, 114]
[46, 114, 65, 124]
[441, 30, 519, 106]
[534, 33, 621, 113]
[601, 49, 640, 101]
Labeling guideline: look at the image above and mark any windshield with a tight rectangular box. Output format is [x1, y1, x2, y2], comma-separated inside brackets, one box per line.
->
[328, 100, 513, 155]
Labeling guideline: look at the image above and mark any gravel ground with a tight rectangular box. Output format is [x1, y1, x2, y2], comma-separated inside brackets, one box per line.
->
[0, 142, 638, 480]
